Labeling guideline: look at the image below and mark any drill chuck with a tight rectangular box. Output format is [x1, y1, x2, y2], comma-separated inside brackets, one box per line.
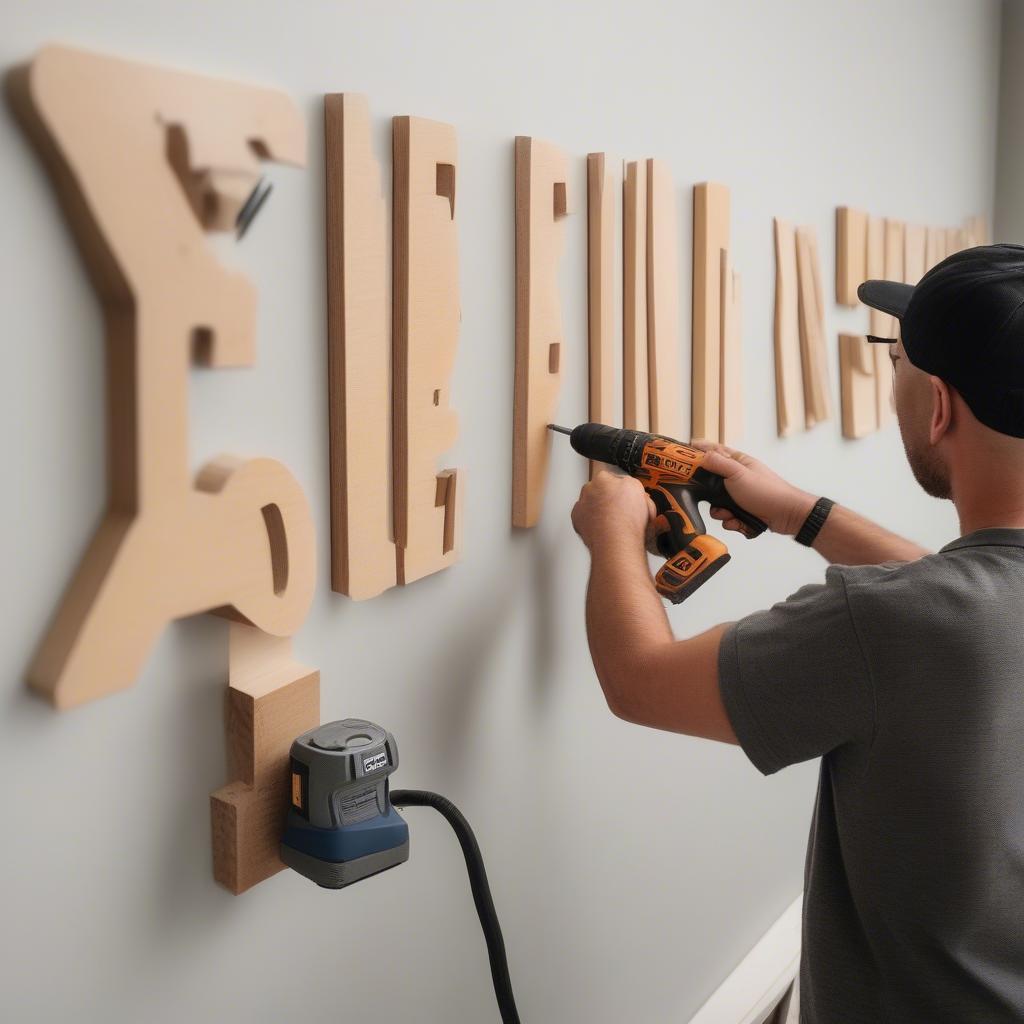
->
[567, 423, 649, 473]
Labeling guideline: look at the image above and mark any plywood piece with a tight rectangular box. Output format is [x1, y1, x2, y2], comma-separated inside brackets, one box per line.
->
[512, 136, 568, 528]
[210, 623, 320, 895]
[393, 116, 461, 580]
[773, 219, 804, 437]
[925, 226, 946, 271]
[9, 46, 315, 710]
[835, 207, 867, 306]
[874, 219, 904, 425]
[324, 94, 396, 600]
[865, 214, 889, 347]
[587, 153, 618, 475]
[904, 223, 926, 285]
[623, 160, 649, 431]
[964, 215, 989, 247]
[692, 182, 730, 441]
[839, 333, 878, 440]
[646, 159, 682, 437]
[720, 253, 743, 444]
[795, 226, 830, 427]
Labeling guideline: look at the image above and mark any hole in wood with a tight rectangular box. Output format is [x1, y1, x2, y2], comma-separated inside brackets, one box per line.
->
[261, 503, 289, 595]
[548, 342, 561, 374]
[553, 181, 567, 220]
[436, 163, 455, 219]
[192, 326, 214, 365]
[433, 388, 441, 406]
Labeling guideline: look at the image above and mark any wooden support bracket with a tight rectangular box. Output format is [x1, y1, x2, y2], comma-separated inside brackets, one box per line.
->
[210, 624, 320, 895]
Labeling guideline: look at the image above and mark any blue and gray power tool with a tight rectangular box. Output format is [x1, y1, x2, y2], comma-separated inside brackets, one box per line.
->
[280, 719, 409, 889]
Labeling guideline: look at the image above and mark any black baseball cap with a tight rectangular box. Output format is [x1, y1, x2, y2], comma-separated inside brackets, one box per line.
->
[859, 243, 1024, 438]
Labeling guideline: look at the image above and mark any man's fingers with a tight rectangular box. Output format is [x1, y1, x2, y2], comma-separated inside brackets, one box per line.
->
[699, 448, 744, 478]
[709, 507, 728, 521]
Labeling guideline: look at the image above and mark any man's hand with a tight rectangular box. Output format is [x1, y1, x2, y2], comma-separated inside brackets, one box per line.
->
[690, 441, 816, 536]
[571, 471, 657, 550]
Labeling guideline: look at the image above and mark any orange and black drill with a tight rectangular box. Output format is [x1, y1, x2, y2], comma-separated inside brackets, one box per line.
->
[550, 422, 767, 603]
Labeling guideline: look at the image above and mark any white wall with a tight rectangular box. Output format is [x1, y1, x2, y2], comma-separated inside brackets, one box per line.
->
[0, 2, 999, 1021]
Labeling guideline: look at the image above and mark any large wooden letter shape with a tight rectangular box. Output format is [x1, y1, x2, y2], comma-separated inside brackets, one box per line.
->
[9, 46, 315, 709]
[393, 116, 461, 584]
[513, 137, 568, 528]
[325, 94, 396, 599]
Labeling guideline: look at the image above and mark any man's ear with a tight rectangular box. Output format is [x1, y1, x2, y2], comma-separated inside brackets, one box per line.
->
[928, 376, 953, 444]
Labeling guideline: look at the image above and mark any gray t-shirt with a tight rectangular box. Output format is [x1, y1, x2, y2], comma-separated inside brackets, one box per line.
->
[719, 528, 1024, 1023]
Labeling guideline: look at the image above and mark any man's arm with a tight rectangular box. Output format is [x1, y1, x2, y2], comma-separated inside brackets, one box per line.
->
[573, 472, 738, 743]
[692, 443, 930, 565]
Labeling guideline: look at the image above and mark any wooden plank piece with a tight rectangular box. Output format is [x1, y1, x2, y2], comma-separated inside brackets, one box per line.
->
[512, 136, 569, 528]
[646, 158, 682, 438]
[720, 253, 743, 444]
[325, 94, 396, 600]
[875, 218, 904, 425]
[904, 223, 926, 285]
[692, 182, 730, 441]
[392, 115, 462, 581]
[210, 624, 320, 895]
[587, 153, 618, 475]
[839, 333, 878, 439]
[795, 225, 830, 427]
[835, 207, 867, 306]
[623, 160, 649, 431]
[773, 218, 804, 437]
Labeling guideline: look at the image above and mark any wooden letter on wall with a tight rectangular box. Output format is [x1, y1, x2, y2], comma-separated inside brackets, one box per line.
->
[692, 182, 730, 441]
[9, 46, 315, 709]
[773, 219, 804, 437]
[840, 334, 878, 440]
[587, 153, 618, 474]
[795, 226, 831, 427]
[513, 136, 568, 528]
[393, 116, 461, 581]
[325, 94, 396, 599]
[623, 160, 649, 431]
[836, 207, 867, 307]
[646, 159, 682, 438]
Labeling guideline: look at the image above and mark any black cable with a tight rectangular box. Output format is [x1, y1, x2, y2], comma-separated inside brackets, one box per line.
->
[390, 789, 521, 1024]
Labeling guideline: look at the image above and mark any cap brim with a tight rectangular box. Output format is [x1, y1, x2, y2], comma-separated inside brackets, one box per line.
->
[858, 279, 914, 318]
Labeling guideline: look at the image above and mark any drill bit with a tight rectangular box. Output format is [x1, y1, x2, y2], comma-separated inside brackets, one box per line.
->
[236, 177, 273, 240]
[548, 424, 572, 435]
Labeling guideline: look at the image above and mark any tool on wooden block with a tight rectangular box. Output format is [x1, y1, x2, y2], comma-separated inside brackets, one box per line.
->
[551, 423, 766, 603]
[281, 719, 408, 888]
[282, 718, 522, 1023]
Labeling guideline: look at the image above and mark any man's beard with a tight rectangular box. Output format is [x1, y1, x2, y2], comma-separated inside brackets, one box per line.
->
[902, 432, 952, 499]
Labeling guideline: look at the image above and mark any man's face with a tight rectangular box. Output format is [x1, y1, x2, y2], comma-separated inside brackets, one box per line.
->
[891, 338, 952, 499]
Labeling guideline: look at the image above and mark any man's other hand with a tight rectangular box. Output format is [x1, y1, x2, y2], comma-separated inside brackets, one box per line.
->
[689, 441, 816, 537]
[571, 472, 656, 550]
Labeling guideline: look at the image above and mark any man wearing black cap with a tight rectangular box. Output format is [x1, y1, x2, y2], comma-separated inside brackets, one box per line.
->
[571, 244, 1024, 1022]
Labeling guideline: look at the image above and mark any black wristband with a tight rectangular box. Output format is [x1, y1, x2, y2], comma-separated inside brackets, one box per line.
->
[795, 497, 835, 547]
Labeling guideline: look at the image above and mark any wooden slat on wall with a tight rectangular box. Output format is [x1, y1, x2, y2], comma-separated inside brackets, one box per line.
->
[623, 160, 649, 431]
[773, 218, 804, 437]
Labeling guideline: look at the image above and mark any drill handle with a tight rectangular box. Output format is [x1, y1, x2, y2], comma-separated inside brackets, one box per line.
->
[693, 472, 768, 538]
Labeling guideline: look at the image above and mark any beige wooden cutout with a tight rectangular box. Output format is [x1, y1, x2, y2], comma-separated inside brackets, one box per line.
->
[512, 136, 568, 528]
[10, 45, 315, 710]
[623, 160, 649, 431]
[773, 219, 804, 437]
[210, 623, 319, 894]
[840, 334, 878, 440]
[865, 215, 887, 368]
[587, 153, 618, 475]
[393, 116, 462, 579]
[795, 226, 831, 427]
[325, 94, 396, 599]
[692, 182, 730, 441]
[719, 252, 743, 444]
[904, 223, 926, 285]
[646, 159, 682, 438]
[875, 219, 905, 425]
[835, 207, 867, 307]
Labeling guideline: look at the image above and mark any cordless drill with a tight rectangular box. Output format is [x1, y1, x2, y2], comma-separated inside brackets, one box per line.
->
[551, 423, 767, 603]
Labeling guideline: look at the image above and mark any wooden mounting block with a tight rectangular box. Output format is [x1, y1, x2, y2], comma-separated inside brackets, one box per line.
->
[8, 45, 315, 710]
[512, 136, 568, 528]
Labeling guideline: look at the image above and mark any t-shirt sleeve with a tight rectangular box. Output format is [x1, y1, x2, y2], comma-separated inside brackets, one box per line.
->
[718, 566, 875, 775]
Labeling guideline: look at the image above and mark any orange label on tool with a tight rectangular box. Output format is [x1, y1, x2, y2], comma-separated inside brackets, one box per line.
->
[291, 772, 302, 809]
